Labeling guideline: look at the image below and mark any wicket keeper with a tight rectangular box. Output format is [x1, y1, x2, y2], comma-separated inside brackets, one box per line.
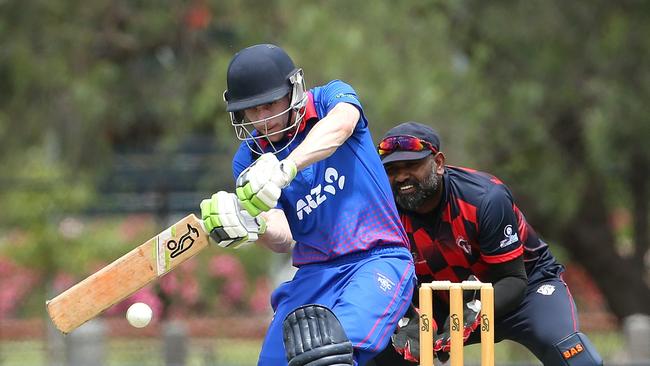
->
[371, 122, 603, 366]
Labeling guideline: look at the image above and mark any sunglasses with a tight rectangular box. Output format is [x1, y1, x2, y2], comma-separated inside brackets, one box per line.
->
[377, 135, 438, 157]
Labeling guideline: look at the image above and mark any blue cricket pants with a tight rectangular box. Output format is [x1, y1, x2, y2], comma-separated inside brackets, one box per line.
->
[257, 246, 416, 366]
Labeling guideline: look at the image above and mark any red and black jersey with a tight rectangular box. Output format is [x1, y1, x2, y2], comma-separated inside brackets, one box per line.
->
[402, 166, 559, 285]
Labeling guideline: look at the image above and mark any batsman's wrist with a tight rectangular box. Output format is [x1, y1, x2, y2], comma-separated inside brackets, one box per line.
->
[279, 158, 297, 185]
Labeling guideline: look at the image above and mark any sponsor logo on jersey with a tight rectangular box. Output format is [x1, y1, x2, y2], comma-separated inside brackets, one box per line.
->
[499, 224, 519, 248]
[295, 167, 346, 220]
[536, 284, 556, 295]
[456, 236, 472, 255]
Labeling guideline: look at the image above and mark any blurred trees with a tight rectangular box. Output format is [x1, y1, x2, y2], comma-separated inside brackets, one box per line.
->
[436, 0, 650, 318]
[1, 0, 648, 320]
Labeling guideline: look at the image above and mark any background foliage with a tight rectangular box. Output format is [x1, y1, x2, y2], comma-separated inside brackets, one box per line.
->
[1, 0, 648, 335]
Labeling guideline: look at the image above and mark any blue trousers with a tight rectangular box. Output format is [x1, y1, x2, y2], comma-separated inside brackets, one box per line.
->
[257, 246, 416, 366]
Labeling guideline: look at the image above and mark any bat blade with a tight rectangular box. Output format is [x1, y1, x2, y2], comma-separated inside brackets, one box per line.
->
[46, 214, 210, 334]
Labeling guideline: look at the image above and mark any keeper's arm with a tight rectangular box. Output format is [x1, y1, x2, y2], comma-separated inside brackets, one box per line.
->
[484, 257, 527, 319]
[287, 102, 359, 171]
[478, 185, 528, 318]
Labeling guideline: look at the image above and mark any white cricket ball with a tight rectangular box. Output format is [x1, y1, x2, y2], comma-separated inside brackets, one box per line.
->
[126, 302, 153, 328]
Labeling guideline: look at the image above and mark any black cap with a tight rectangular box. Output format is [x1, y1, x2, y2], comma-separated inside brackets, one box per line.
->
[379, 121, 441, 164]
[224, 44, 298, 112]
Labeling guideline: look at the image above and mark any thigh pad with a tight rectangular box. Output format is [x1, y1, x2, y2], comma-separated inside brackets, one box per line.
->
[283, 304, 354, 366]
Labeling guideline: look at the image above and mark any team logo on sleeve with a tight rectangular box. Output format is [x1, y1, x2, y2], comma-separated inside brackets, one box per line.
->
[334, 93, 358, 101]
[295, 167, 346, 220]
[499, 225, 519, 248]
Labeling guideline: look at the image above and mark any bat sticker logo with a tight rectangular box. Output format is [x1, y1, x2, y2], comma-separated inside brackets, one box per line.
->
[167, 224, 200, 258]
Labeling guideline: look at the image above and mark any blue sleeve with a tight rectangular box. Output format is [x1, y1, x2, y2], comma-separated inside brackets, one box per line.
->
[477, 184, 522, 257]
[232, 143, 253, 183]
[316, 80, 368, 129]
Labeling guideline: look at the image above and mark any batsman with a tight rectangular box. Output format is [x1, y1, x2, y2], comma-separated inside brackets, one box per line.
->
[199, 44, 415, 366]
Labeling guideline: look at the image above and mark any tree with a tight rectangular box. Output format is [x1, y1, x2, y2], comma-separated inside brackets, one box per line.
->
[2, 0, 648, 322]
[440, 0, 650, 318]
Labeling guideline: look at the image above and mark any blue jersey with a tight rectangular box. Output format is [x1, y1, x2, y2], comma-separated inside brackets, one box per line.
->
[232, 80, 409, 266]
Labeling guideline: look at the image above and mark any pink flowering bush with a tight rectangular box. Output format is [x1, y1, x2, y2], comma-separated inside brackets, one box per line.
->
[563, 263, 607, 312]
[157, 257, 202, 318]
[207, 253, 248, 314]
[0, 214, 275, 320]
[208, 253, 245, 278]
[102, 252, 273, 319]
[249, 277, 272, 313]
[0, 257, 39, 319]
[105, 285, 164, 322]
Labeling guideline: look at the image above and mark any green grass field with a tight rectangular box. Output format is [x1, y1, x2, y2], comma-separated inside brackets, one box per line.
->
[0, 331, 624, 366]
[0, 338, 262, 366]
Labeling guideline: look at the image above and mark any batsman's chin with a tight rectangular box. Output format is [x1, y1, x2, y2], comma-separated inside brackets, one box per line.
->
[261, 127, 285, 141]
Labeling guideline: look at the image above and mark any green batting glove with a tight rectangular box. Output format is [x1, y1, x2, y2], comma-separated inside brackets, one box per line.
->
[200, 191, 266, 249]
[235, 153, 297, 216]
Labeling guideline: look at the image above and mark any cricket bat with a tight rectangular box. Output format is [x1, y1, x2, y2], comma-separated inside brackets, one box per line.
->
[46, 214, 210, 334]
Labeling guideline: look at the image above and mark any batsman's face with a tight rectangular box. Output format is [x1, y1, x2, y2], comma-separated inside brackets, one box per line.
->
[243, 96, 292, 142]
[385, 154, 444, 212]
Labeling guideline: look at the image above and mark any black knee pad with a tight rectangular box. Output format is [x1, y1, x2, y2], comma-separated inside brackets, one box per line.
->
[542, 332, 603, 366]
[282, 304, 354, 366]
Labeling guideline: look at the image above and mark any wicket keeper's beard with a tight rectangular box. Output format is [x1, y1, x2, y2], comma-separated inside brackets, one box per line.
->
[393, 168, 442, 212]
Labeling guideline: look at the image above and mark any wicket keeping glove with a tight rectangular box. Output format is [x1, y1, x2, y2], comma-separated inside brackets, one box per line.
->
[200, 191, 266, 249]
[391, 305, 437, 363]
[433, 298, 482, 355]
[236, 153, 297, 216]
